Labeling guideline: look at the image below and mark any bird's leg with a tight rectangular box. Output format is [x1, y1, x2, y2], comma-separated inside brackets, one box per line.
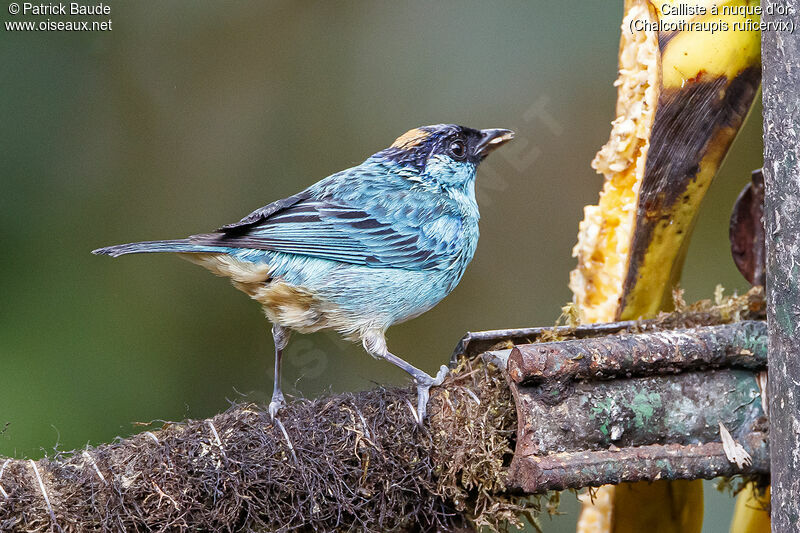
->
[382, 351, 448, 423]
[269, 324, 291, 419]
[362, 330, 448, 424]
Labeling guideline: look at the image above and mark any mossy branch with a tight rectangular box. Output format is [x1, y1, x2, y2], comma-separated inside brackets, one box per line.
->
[0, 358, 521, 533]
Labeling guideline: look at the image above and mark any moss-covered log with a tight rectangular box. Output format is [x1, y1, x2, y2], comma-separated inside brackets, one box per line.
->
[0, 358, 519, 533]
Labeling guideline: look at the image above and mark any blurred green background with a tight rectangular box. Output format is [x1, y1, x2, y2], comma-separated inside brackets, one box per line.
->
[1, 1, 762, 531]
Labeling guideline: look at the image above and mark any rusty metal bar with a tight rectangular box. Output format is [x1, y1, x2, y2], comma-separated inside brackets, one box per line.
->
[509, 433, 768, 493]
[474, 315, 772, 493]
[451, 288, 764, 362]
[507, 321, 767, 385]
[450, 321, 641, 362]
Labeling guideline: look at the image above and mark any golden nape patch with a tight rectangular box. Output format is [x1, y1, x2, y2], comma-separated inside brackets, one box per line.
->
[391, 128, 431, 149]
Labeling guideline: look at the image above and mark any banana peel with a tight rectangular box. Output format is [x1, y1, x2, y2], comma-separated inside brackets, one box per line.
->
[730, 484, 770, 533]
[569, 1, 761, 532]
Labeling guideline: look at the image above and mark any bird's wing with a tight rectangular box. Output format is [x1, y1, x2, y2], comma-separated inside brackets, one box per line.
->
[216, 190, 312, 232]
[190, 189, 463, 271]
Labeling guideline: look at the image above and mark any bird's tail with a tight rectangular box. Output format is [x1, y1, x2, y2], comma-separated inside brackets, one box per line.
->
[92, 239, 229, 258]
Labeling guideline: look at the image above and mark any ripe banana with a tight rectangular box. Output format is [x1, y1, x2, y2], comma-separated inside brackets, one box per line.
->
[569, 1, 761, 532]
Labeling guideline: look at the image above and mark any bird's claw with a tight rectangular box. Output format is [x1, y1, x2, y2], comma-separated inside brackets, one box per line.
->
[432, 364, 449, 386]
[268, 391, 285, 420]
[413, 365, 449, 425]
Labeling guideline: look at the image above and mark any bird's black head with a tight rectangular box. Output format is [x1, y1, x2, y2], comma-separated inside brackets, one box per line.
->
[376, 124, 514, 173]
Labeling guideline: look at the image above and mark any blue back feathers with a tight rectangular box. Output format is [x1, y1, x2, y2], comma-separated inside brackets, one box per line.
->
[93, 124, 513, 279]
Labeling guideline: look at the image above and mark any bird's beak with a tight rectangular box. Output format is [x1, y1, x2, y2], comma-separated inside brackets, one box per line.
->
[475, 128, 515, 157]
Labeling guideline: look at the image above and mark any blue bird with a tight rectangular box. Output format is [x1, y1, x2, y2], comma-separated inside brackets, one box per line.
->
[93, 124, 514, 422]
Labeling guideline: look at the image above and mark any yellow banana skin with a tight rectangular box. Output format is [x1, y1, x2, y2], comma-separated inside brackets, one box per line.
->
[618, 4, 761, 321]
[613, 481, 704, 533]
[571, 1, 761, 532]
[730, 484, 769, 533]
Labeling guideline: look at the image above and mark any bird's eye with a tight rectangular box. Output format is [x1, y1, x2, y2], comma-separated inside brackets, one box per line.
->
[448, 140, 466, 160]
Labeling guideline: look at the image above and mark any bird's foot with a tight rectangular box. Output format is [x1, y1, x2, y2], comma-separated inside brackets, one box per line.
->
[413, 365, 449, 425]
[268, 390, 285, 420]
